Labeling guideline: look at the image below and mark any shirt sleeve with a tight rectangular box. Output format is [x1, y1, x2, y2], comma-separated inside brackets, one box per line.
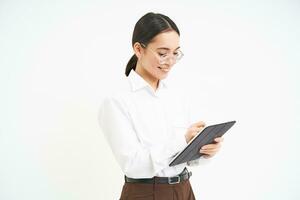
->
[187, 157, 211, 166]
[98, 96, 187, 178]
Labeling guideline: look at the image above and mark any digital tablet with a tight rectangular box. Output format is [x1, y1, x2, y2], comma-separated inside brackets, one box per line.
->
[169, 121, 236, 166]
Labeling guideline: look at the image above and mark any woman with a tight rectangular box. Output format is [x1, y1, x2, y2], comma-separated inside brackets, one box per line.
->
[98, 12, 223, 200]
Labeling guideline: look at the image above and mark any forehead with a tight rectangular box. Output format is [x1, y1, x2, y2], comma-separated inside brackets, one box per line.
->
[148, 30, 180, 49]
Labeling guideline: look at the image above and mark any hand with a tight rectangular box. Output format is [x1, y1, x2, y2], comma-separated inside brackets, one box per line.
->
[200, 137, 224, 158]
[185, 121, 206, 143]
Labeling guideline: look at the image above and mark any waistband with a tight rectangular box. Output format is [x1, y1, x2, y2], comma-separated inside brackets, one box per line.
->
[124, 168, 192, 185]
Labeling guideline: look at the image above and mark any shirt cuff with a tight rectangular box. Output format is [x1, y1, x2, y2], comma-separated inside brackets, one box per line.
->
[150, 133, 187, 173]
[187, 156, 212, 166]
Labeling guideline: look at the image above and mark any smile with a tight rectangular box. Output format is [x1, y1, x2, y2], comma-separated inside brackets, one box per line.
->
[158, 66, 170, 72]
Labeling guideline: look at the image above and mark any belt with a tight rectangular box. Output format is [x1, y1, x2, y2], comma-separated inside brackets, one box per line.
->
[125, 168, 192, 185]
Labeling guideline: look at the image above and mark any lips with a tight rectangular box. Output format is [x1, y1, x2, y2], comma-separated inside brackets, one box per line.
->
[158, 66, 170, 72]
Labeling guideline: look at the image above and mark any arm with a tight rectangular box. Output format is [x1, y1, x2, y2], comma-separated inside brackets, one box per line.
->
[98, 97, 187, 178]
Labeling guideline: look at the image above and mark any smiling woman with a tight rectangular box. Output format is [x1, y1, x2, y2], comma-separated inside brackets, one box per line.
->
[98, 12, 224, 200]
[125, 12, 184, 90]
[134, 31, 181, 87]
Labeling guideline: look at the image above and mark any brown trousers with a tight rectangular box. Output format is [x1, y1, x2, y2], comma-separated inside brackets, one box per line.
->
[119, 179, 196, 200]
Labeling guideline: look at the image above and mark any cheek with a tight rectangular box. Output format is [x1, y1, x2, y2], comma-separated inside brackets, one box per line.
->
[144, 57, 160, 70]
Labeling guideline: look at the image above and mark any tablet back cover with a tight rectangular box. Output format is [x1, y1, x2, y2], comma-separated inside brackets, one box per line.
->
[169, 121, 236, 166]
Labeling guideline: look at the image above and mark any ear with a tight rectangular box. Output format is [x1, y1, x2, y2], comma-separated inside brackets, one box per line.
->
[133, 42, 143, 59]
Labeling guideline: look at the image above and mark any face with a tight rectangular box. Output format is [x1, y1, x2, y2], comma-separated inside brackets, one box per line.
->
[134, 30, 181, 85]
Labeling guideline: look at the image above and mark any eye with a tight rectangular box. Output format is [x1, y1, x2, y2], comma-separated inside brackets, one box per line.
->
[158, 52, 168, 58]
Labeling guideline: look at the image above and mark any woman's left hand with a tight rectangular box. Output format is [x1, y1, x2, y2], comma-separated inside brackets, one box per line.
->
[199, 137, 224, 158]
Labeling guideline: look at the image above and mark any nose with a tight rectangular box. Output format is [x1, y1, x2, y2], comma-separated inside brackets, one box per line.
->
[160, 56, 176, 65]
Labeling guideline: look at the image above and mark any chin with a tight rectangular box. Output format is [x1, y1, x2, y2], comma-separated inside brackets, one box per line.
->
[153, 67, 171, 80]
[158, 73, 169, 80]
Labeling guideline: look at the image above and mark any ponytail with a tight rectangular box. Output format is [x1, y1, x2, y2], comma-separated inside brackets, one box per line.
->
[125, 54, 137, 76]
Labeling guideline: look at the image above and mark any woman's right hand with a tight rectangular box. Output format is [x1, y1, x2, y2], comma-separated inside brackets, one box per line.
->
[185, 121, 206, 143]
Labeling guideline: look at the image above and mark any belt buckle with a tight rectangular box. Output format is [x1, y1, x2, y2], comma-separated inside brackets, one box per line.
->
[168, 175, 180, 184]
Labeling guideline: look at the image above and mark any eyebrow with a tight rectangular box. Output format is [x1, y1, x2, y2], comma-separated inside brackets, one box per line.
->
[156, 46, 181, 51]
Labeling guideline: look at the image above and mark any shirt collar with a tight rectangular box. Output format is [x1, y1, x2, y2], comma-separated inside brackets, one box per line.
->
[128, 70, 168, 92]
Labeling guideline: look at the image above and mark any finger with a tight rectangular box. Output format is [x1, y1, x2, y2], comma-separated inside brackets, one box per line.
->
[189, 127, 201, 132]
[189, 127, 204, 133]
[200, 149, 219, 155]
[200, 148, 220, 155]
[200, 146, 220, 152]
[191, 121, 206, 128]
[214, 137, 224, 142]
[200, 150, 217, 157]
[201, 143, 221, 150]
[200, 148, 219, 153]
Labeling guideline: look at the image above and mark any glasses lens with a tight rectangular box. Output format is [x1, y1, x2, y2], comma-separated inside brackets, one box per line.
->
[159, 51, 183, 64]
[141, 43, 184, 64]
[176, 51, 183, 61]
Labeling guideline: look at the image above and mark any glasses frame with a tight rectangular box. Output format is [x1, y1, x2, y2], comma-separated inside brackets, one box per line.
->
[140, 43, 184, 65]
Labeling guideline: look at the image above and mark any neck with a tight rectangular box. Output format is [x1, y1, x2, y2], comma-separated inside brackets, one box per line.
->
[135, 63, 159, 91]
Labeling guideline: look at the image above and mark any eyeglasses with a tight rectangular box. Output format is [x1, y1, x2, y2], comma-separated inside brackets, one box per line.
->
[141, 43, 184, 65]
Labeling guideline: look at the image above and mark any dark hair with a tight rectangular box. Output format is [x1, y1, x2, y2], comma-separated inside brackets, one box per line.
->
[125, 12, 180, 76]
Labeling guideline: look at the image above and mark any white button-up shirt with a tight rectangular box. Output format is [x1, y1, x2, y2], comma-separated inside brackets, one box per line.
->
[98, 70, 203, 179]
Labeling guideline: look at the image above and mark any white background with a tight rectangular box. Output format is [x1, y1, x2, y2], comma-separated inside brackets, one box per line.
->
[0, 0, 299, 200]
